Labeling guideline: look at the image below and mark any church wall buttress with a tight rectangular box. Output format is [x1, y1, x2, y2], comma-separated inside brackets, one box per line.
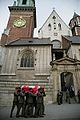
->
[1, 48, 18, 75]
[35, 46, 51, 75]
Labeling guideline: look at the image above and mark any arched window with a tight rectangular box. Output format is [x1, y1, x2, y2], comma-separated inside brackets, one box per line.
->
[20, 50, 34, 67]
[48, 23, 51, 31]
[58, 23, 62, 30]
[51, 39, 61, 49]
[22, 0, 27, 4]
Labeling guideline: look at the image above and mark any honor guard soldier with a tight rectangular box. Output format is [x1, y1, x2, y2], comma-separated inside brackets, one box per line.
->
[10, 87, 20, 118]
[16, 88, 25, 117]
[24, 88, 35, 118]
[35, 88, 44, 117]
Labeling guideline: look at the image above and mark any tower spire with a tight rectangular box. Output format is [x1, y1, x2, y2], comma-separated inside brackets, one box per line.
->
[73, 12, 79, 19]
[69, 12, 80, 36]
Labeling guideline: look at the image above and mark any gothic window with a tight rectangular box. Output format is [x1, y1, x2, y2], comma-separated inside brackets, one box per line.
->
[38, 30, 40, 33]
[54, 25, 56, 29]
[22, 0, 27, 5]
[53, 23, 56, 29]
[58, 23, 62, 30]
[48, 23, 51, 31]
[78, 18, 80, 26]
[53, 16, 56, 22]
[53, 22, 56, 29]
[74, 21, 76, 26]
[20, 50, 34, 67]
[52, 39, 61, 49]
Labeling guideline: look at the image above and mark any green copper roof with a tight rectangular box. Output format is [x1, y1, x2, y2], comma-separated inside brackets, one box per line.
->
[73, 12, 80, 18]
[13, 0, 35, 7]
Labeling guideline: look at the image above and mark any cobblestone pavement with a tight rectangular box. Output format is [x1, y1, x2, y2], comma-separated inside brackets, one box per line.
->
[0, 103, 80, 120]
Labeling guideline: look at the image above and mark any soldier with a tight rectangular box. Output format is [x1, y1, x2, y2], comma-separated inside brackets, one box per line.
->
[16, 88, 25, 117]
[66, 89, 71, 104]
[77, 89, 80, 103]
[24, 88, 35, 118]
[57, 90, 61, 105]
[69, 86, 77, 103]
[34, 88, 44, 117]
[10, 87, 20, 118]
[40, 87, 46, 115]
[60, 91, 63, 104]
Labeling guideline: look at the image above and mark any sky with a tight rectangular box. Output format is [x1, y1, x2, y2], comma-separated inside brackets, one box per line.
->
[0, 0, 80, 38]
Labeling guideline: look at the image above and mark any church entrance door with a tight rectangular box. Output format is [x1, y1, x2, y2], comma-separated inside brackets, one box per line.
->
[60, 72, 74, 91]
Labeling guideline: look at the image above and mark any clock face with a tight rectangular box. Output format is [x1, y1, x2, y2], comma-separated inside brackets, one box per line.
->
[13, 18, 26, 27]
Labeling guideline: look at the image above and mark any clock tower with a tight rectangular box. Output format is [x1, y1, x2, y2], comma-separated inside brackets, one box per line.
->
[1, 0, 36, 44]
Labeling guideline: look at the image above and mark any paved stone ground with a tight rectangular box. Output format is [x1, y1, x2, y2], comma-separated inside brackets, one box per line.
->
[0, 103, 80, 120]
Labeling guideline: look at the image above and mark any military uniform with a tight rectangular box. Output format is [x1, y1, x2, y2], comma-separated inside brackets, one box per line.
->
[60, 91, 63, 104]
[16, 89, 25, 117]
[57, 90, 61, 105]
[10, 87, 20, 118]
[40, 88, 46, 115]
[35, 88, 44, 117]
[24, 88, 35, 117]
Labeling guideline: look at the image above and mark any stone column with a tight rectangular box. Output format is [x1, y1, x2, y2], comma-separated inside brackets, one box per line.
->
[51, 64, 58, 102]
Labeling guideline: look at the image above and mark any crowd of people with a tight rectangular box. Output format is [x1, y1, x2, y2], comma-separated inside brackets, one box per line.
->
[10, 86, 46, 118]
[57, 86, 80, 105]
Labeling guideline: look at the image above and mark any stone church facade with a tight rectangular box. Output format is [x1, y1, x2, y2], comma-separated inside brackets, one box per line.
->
[0, 0, 80, 106]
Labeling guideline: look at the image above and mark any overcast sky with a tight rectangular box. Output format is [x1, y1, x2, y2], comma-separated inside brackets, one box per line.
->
[0, 0, 80, 38]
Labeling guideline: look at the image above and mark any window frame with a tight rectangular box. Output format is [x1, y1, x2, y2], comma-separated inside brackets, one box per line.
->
[22, 0, 27, 5]
[17, 49, 35, 69]
[58, 23, 62, 30]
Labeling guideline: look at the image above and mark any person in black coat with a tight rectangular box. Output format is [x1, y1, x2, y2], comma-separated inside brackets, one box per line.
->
[24, 88, 35, 117]
[77, 89, 80, 103]
[34, 88, 44, 117]
[57, 90, 61, 105]
[10, 87, 20, 118]
[16, 88, 25, 117]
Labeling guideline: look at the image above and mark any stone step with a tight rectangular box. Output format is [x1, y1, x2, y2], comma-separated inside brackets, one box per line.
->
[0, 79, 49, 82]
[0, 84, 53, 90]
[0, 75, 16, 79]
[0, 78, 51, 88]
[0, 83, 52, 86]
[0, 79, 53, 89]
[0, 75, 52, 106]
[0, 82, 53, 88]
[0, 75, 48, 80]
[0, 87, 53, 93]
[0, 81, 51, 86]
